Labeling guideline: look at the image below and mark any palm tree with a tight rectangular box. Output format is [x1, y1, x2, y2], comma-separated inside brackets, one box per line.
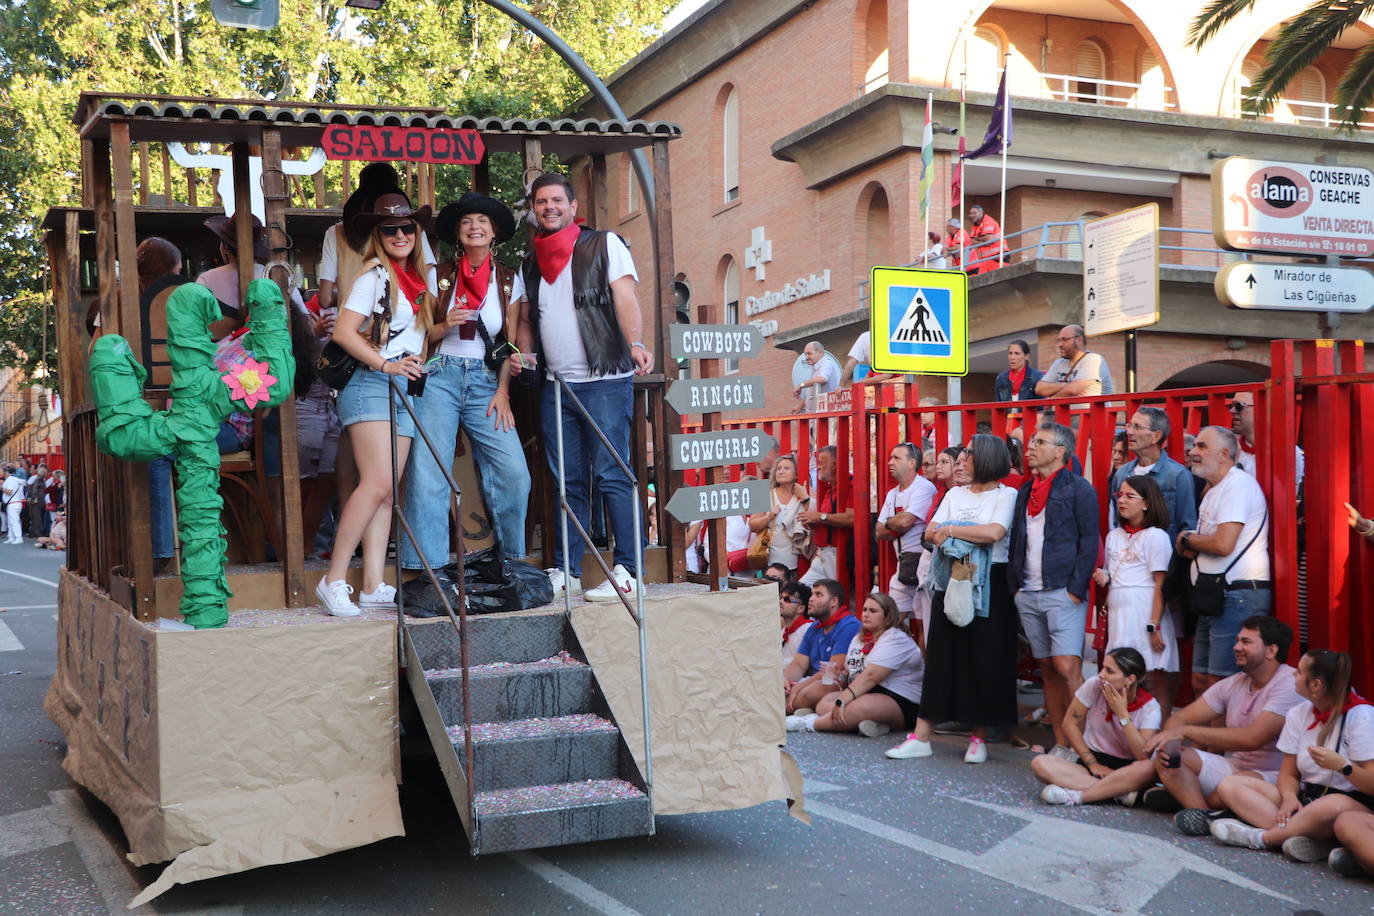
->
[1189, 0, 1374, 130]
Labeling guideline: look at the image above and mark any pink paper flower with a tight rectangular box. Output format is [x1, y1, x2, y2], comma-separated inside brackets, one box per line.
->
[221, 357, 277, 409]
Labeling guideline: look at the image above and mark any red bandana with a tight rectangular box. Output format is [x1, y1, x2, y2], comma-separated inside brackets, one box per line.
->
[1122, 523, 1145, 535]
[1239, 437, 1256, 455]
[532, 223, 579, 284]
[860, 629, 878, 655]
[1106, 688, 1155, 722]
[1309, 689, 1373, 729]
[457, 254, 492, 340]
[816, 609, 851, 630]
[390, 259, 426, 315]
[1027, 468, 1060, 517]
[1008, 367, 1026, 394]
[782, 614, 809, 645]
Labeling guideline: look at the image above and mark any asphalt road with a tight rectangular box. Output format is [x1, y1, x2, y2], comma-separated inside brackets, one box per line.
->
[2, 542, 1372, 914]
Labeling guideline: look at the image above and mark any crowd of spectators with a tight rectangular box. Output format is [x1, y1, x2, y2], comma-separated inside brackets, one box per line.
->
[1, 460, 64, 548]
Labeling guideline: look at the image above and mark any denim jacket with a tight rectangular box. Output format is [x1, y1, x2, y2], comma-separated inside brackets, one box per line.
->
[994, 365, 1045, 403]
[1008, 471, 1099, 599]
[924, 521, 994, 618]
[1109, 451, 1198, 539]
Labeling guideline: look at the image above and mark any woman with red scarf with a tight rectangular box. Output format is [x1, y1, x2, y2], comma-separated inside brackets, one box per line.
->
[318, 193, 434, 617]
[398, 192, 531, 578]
[1033, 647, 1162, 805]
[789, 593, 924, 737]
[1095, 474, 1179, 719]
[1210, 649, 1374, 860]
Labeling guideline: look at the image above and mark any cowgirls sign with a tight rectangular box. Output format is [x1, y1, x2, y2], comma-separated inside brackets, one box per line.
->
[321, 124, 485, 165]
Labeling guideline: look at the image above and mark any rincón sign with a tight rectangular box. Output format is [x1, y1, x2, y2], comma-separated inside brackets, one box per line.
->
[321, 125, 485, 165]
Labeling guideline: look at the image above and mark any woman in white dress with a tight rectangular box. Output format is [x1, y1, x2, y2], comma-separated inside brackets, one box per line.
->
[1094, 474, 1178, 719]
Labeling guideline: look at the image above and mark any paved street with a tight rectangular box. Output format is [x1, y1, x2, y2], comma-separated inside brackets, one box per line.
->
[2, 542, 1372, 914]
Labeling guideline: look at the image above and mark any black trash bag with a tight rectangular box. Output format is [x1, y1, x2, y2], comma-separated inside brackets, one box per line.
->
[399, 570, 461, 619]
[467, 559, 553, 614]
[443, 545, 503, 584]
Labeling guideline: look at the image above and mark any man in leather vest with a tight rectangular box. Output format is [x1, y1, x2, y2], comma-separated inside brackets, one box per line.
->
[512, 172, 654, 602]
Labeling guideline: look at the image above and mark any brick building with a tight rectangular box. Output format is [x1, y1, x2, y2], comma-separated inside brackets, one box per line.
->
[575, 0, 1374, 413]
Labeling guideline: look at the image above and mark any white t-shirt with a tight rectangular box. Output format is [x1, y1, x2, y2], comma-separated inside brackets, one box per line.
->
[1105, 526, 1172, 589]
[1022, 510, 1047, 591]
[1201, 665, 1302, 773]
[511, 233, 637, 384]
[1193, 466, 1270, 583]
[725, 515, 751, 552]
[930, 484, 1018, 564]
[1277, 700, 1374, 793]
[435, 272, 504, 359]
[341, 263, 436, 360]
[319, 223, 435, 284]
[878, 476, 937, 554]
[782, 620, 813, 668]
[847, 332, 871, 365]
[1076, 676, 1161, 761]
[1237, 444, 1305, 489]
[1045, 351, 1106, 397]
[2, 475, 25, 504]
[843, 627, 925, 704]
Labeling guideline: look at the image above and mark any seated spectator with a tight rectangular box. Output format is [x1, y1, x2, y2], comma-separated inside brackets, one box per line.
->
[779, 581, 813, 667]
[782, 579, 861, 715]
[787, 592, 924, 737]
[1033, 647, 1161, 805]
[37, 511, 67, 551]
[1209, 649, 1374, 862]
[1140, 616, 1302, 835]
[1333, 810, 1374, 878]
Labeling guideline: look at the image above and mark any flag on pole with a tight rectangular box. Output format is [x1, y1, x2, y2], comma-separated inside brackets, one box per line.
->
[962, 69, 1012, 160]
[952, 79, 966, 205]
[919, 93, 934, 219]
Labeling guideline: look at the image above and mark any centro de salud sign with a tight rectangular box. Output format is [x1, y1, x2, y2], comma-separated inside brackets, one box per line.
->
[321, 124, 485, 165]
[1212, 157, 1374, 257]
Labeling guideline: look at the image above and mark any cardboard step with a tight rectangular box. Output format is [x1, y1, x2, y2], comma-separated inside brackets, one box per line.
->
[473, 779, 652, 854]
[426, 654, 594, 724]
[406, 613, 565, 669]
[449, 714, 622, 792]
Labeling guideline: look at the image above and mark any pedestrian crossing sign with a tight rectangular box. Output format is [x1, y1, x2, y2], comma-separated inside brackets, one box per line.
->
[869, 267, 968, 376]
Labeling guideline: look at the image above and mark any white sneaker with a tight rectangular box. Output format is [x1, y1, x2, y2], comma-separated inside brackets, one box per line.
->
[1049, 744, 1079, 762]
[858, 720, 891, 738]
[546, 567, 583, 598]
[359, 582, 396, 609]
[1041, 784, 1083, 806]
[885, 736, 933, 759]
[584, 564, 643, 603]
[315, 577, 360, 617]
[785, 714, 817, 733]
[963, 738, 988, 764]
[1210, 818, 1266, 850]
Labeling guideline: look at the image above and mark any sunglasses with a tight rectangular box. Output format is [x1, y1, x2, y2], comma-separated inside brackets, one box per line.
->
[1226, 400, 1250, 413]
[379, 223, 418, 238]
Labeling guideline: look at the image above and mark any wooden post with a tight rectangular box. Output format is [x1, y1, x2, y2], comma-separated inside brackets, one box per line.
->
[474, 158, 491, 195]
[260, 128, 308, 608]
[231, 143, 254, 309]
[590, 153, 610, 230]
[652, 139, 683, 581]
[186, 167, 198, 207]
[696, 304, 730, 590]
[523, 138, 543, 181]
[160, 144, 173, 206]
[89, 140, 117, 335]
[60, 212, 88, 408]
[137, 141, 150, 205]
[110, 120, 157, 619]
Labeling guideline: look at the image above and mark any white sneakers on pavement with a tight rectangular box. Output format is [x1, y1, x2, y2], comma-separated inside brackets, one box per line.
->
[546, 568, 583, 598]
[1041, 784, 1083, 806]
[885, 735, 933, 759]
[584, 564, 643, 603]
[1048, 744, 1079, 761]
[785, 714, 818, 733]
[315, 577, 360, 617]
[963, 737, 988, 764]
[359, 582, 396, 609]
[858, 720, 891, 738]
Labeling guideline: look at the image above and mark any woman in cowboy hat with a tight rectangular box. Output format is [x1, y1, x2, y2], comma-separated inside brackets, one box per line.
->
[316, 192, 435, 617]
[399, 191, 531, 575]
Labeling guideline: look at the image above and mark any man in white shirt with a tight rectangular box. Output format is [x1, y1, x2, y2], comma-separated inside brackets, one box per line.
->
[876, 443, 937, 628]
[1035, 324, 1113, 400]
[1177, 425, 1271, 692]
[840, 330, 896, 387]
[1226, 390, 1305, 487]
[3, 466, 27, 543]
[513, 173, 653, 603]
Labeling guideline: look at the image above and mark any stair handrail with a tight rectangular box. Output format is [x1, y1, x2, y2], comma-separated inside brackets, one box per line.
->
[384, 375, 476, 831]
[549, 370, 654, 833]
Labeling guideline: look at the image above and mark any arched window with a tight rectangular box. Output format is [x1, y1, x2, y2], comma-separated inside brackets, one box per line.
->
[1293, 67, 1327, 125]
[863, 184, 892, 271]
[722, 258, 741, 373]
[722, 88, 740, 203]
[860, 0, 889, 95]
[1074, 40, 1107, 104]
[966, 27, 1003, 92]
[1235, 58, 1262, 117]
[1135, 48, 1168, 110]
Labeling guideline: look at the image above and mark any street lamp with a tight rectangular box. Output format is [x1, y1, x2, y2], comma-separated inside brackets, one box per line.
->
[345, 0, 384, 8]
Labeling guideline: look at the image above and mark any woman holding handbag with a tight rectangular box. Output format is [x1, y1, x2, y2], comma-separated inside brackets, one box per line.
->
[316, 193, 433, 617]
[747, 453, 809, 571]
[399, 192, 531, 577]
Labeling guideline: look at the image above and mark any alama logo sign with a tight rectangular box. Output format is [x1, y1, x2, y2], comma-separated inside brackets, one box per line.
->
[1247, 166, 1313, 218]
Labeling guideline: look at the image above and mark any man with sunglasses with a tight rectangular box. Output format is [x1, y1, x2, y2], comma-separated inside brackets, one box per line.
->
[779, 581, 813, 667]
[1227, 392, 1304, 488]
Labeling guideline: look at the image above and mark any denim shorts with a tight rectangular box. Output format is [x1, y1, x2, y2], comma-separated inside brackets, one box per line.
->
[1193, 587, 1273, 676]
[337, 363, 416, 437]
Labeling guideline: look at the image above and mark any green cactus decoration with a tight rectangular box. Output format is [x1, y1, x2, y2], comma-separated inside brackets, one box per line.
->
[89, 279, 296, 628]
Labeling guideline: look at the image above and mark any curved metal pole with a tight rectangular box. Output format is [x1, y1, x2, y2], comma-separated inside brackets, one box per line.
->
[481, 0, 656, 230]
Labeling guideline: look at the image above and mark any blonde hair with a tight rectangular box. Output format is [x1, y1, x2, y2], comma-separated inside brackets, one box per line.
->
[359, 224, 434, 334]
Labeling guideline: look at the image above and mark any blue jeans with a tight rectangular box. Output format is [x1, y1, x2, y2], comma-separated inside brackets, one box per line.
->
[541, 375, 643, 577]
[149, 455, 175, 558]
[400, 357, 530, 568]
[1193, 586, 1273, 676]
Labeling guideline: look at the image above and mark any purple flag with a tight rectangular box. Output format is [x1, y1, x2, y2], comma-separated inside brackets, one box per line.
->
[962, 69, 1011, 160]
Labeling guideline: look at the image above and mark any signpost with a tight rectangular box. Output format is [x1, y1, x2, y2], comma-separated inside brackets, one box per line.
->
[867, 267, 968, 376]
[666, 480, 771, 521]
[664, 376, 765, 414]
[669, 429, 777, 471]
[1083, 203, 1160, 391]
[669, 324, 764, 361]
[1212, 157, 1374, 258]
[1215, 263, 1374, 314]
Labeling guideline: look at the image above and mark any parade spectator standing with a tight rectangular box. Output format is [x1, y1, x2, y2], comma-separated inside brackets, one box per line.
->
[840, 330, 897, 387]
[1141, 617, 1301, 834]
[3, 466, 26, 543]
[966, 204, 1007, 274]
[1095, 475, 1178, 718]
[783, 579, 861, 715]
[922, 231, 949, 269]
[779, 581, 813, 667]
[994, 339, 1044, 436]
[875, 443, 937, 632]
[512, 173, 653, 602]
[1036, 325, 1113, 400]
[748, 454, 810, 572]
[1111, 432, 1128, 474]
[1010, 422, 1100, 757]
[1033, 647, 1162, 806]
[1110, 407, 1197, 537]
[798, 446, 853, 587]
[1209, 649, 1374, 861]
[886, 436, 1017, 763]
[401, 192, 530, 575]
[1229, 390, 1304, 487]
[792, 340, 841, 411]
[26, 464, 50, 538]
[944, 218, 968, 270]
[1178, 426, 1271, 690]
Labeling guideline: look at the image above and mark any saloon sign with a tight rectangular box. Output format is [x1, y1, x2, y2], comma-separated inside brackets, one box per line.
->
[1212, 156, 1374, 257]
[321, 124, 485, 165]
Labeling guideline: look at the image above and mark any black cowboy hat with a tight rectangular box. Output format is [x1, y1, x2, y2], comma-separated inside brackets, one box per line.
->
[435, 191, 517, 246]
[342, 164, 405, 250]
[350, 192, 433, 239]
[204, 213, 269, 262]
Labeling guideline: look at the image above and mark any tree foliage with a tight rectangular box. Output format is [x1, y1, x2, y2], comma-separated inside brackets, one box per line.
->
[1189, 0, 1374, 130]
[0, 0, 671, 379]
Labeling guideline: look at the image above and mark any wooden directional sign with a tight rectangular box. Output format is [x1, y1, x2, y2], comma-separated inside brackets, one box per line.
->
[666, 479, 772, 522]
[670, 429, 778, 471]
[670, 324, 765, 361]
[1215, 262, 1374, 314]
[665, 375, 765, 414]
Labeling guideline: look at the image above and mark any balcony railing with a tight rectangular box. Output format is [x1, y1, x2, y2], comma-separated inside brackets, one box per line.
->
[1237, 94, 1374, 131]
[1037, 72, 1176, 111]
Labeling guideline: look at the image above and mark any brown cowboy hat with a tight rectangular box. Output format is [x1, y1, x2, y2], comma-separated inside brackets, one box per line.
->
[436, 192, 517, 246]
[350, 192, 432, 239]
[205, 213, 269, 262]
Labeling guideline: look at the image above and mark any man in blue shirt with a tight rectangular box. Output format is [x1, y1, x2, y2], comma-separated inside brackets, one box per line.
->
[782, 579, 860, 716]
[1111, 407, 1197, 539]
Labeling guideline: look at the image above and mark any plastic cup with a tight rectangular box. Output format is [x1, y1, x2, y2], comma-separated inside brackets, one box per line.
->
[820, 661, 836, 686]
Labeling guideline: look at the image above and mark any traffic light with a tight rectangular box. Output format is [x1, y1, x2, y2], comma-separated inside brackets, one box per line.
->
[210, 0, 280, 30]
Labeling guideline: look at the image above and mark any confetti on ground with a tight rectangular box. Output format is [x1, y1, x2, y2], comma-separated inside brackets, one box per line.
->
[425, 650, 583, 680]
[473, 779, 644, 815]
[447, 713, 616, 744]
